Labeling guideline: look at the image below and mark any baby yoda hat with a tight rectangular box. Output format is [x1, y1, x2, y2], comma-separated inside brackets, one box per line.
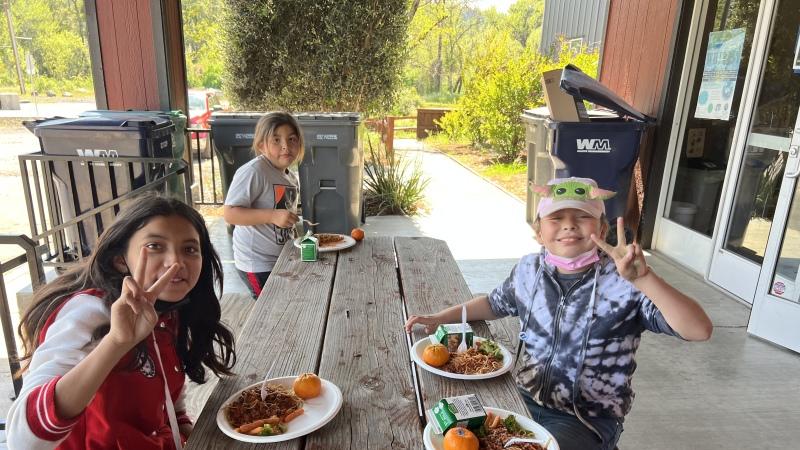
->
[532, 177, 616, 218]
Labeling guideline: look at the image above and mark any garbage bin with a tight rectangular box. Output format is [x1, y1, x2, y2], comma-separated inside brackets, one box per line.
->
[523, 65, 654, 224]
[31, 116, 174, 258]
[672, 159, 725, 234]
[207, 112, 261, 200]
[295, 113, 362, 234]
[210, 112, 363, 235]
[80, 110, 188, 200]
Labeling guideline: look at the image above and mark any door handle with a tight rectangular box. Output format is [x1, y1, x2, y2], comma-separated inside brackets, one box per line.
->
[786, 145, 800, 179]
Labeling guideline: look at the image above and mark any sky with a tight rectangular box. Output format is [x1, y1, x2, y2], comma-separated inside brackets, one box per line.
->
[472, 0, 517, 13]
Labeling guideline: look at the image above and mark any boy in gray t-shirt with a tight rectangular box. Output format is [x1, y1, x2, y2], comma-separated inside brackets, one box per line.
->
[223, 113, 304, 298]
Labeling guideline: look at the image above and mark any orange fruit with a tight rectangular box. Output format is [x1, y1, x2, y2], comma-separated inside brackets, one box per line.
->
[442, 426, 479, 450]
[421, 343, 449, 367]
[351, 228, 365, 241]
[292, 373, 322, 399]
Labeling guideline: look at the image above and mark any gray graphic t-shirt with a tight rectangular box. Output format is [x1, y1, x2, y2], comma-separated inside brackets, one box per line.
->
[488, 252, 681, 422]
[225, 155, 299, 272]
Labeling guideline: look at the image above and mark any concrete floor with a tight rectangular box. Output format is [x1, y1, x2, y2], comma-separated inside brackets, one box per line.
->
[2, 141, 799, 448]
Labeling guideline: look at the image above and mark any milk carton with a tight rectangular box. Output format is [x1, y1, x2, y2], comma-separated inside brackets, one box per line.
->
[426, 394, 486, 434]
[432, 324, 474, 353]
[300, 235, 318, 261]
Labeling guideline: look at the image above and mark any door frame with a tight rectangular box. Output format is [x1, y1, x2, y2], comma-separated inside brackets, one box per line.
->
[652, 0, 714, 273]
[748, 108, 800, 352]
[706, 0, 779, 303]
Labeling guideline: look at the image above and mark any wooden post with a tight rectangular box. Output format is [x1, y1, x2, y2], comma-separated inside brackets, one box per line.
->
[385, 116, 395, 154]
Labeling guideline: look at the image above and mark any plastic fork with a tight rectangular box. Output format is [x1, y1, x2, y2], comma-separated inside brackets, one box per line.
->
[303, 219, 320, 226]
[260, 359, 278, 401]
[503, 436, 552, 448]
[457, 305, 468, 353]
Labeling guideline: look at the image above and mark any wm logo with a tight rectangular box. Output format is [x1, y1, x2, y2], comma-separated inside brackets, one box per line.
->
[76, 149, 119, 158]
[576, 139, 612, 153]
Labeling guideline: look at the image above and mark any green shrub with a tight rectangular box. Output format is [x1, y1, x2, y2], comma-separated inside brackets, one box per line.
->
[223, 1, 409, 114]
[363, 136, 429, 216]
[440, 38, 599, 163]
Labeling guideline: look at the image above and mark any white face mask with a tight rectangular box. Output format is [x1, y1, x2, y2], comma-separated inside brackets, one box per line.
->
[544, 248, 600, 271]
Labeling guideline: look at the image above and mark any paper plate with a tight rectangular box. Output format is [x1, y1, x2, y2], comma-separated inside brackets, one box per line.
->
[411, 336, 513, 380]
[293, 234, 356, 252]
[216, 376, 343, 443]
[423, 406, 559, 450]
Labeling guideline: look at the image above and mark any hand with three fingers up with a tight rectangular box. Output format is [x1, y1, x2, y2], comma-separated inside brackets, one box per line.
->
[590, 217, 649, 283]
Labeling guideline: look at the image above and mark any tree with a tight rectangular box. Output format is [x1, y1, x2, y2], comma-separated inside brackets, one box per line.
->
[182, 0, 224, 89]
[0, 0, 90, 90]
[223, 1, 410, 113]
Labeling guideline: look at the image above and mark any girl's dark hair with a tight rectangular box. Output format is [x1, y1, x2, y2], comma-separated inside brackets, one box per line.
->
[17, 193, 236, 383]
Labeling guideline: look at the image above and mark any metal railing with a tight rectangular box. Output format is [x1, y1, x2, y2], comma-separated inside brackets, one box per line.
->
[186, 127, 224, 206]
[0, 154, 190, 396]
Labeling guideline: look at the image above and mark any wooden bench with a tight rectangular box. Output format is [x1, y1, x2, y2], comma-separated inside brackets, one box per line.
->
[186, 236, 528, 449]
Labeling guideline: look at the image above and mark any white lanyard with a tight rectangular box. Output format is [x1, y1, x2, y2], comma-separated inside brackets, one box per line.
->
[151, 331, 183, 449]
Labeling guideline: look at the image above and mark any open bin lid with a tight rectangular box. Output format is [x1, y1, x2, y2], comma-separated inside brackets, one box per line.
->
[560, 64, 655, 123]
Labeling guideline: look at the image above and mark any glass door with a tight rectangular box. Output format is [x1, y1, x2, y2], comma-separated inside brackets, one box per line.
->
[748, 104, 800, 352]
[655, 0, 761, 275]
[708, 0, 800, 302]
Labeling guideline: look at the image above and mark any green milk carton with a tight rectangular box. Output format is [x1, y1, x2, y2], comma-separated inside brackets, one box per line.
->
[300, 235, 318, 261]
[426, 394, 487, 434]
[433, 324, 474, 353]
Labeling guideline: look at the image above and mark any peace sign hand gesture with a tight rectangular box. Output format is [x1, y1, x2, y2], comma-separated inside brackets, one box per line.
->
[108, 247, 181, 350]
[590, 217, 649, 283]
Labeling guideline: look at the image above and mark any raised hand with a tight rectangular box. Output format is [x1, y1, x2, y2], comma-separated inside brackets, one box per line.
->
[108, 247, 181, 349]
[590, 217, 649, 282]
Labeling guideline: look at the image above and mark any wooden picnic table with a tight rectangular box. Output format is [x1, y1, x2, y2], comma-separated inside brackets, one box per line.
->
[186, 236, 529, 449]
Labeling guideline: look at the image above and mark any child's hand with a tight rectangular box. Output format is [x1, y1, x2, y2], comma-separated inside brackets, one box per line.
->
[109, 247, 181, 350]
[591, 217, 649, 282]
[272, 210, 299, 228]
[405, 314, 441, 334]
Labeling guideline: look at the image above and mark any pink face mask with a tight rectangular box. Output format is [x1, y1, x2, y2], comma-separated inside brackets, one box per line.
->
[545, 248, 600, 271]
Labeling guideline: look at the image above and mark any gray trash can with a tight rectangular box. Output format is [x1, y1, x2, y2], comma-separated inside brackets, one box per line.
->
[295, 112, 362, 235]
[209, 112, 363, 235]
[523, 65, 654, 227]
[30, 116, 174, 258]
[80, 110, 188, 200]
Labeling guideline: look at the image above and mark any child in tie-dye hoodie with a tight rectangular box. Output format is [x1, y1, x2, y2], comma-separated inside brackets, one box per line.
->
[405, 177, 712, 450]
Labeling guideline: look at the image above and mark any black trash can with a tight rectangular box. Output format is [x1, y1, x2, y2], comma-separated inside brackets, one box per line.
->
[209, 112, 363, 235]
[524, 65, 654, 224]
[80, 110, 188, 200]
[207, 112, 261, 200]
[31, 116, 175, 257]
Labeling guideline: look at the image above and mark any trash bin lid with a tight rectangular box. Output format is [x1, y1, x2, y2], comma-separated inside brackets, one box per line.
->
[522, 106, 618, 120]
[81, 109, 186, 119]
[560, 64, 655, 123]
[209, 111, 361, 125]
[295, 112, 360, 123]
[32, 116, 174, 136]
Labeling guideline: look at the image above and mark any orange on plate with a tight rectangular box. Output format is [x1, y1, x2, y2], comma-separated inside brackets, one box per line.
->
[442, 426, 479, 450]
[293, 373, 322, 399]
[421, 343, 449, 367]
[351, 228, 365, 241]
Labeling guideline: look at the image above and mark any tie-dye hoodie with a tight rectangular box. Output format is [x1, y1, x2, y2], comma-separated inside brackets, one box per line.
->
[488, 251, 680, 431]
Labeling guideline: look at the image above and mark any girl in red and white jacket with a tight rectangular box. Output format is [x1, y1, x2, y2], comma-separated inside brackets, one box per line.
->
[6, 193, 237, 449]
